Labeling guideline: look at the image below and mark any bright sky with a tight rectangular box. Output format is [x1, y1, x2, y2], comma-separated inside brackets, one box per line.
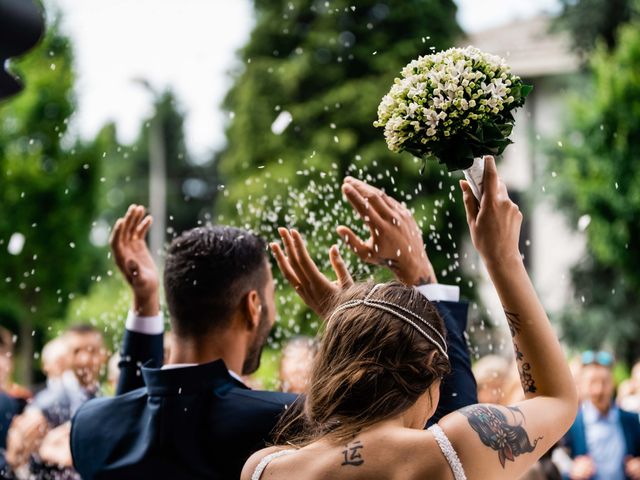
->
[50, 0, 560, 162]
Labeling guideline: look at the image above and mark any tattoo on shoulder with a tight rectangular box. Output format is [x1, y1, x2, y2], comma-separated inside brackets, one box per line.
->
[514, 343, 537, 393]
[503, 308, 522, 337]
[460, 404, 542, 468]
[341, 440, 364, 467]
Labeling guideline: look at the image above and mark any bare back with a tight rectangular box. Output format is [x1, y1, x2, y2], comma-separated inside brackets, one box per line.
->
[242, 423, 456, 480]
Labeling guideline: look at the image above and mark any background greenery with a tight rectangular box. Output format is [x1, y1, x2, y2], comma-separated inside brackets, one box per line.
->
[2, 0, 640, 384]
[548, 0, 640, 367]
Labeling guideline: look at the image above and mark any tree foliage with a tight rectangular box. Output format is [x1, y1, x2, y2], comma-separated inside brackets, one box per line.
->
[553, 0, 634, 53]
[0, 18, 106, 382]
[548, 17, 640, 364]
[216, 0, 475, 337]
[96, 91, 218, 236]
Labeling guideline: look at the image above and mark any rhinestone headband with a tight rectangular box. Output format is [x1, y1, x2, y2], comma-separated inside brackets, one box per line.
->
[328, 284, 448, 360]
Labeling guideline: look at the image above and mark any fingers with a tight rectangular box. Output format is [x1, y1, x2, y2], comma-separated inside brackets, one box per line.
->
[460, 180, 479, 227]
[481, 155, 499, 199]
[121, 204, 147, 241]
[278, 228, 306, 281]
[122, 204, 139, 239]
[109, 218, 124, 255]
[341, 183, 385, 228]
[329, 245, 353, 287]
[336, 225, 370, 260]
[343, 177, 396, 220]
[134, 215, 153, 240]
[128, 206, 146, 239]
[290, 229, 323, 280]
[269, 242, 301, 288]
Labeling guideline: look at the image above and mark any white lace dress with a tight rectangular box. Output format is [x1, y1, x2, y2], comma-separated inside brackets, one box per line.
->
[251, 425, 466, 480]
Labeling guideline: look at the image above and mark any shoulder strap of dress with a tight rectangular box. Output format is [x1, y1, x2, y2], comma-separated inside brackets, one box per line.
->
[428, 424, 467, 480]
[251, 449, 297, 480]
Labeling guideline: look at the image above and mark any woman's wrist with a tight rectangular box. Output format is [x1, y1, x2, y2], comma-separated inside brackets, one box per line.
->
[481, 251, 523, 274]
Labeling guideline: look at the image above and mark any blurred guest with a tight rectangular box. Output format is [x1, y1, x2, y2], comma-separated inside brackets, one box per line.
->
[0, 328, 27, 477]
[0, 326, 31, 401]
[473, 354, 511, 404]
[31, 325, 107, 427]
[40, 338, 69, 384]
[618, 361, 640, 414]
[279, 336, 318, 394]
[561, 351, 640, 480]
[6, 326, 107, 474]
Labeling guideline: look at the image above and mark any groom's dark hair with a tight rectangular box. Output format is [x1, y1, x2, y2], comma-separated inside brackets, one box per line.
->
[164, 226, 269, 337]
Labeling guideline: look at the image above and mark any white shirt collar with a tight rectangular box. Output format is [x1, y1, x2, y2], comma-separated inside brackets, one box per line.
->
[583, 400, 618, 423]
[161, 362, 244, 383]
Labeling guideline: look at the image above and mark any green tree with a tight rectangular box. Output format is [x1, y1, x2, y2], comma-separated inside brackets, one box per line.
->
[217, 0, 473, 338]
[548, 15, 640, 365]
[97, 90, 218, 240]
[0, 18, 107, 383]
[553, 0, 634, 53]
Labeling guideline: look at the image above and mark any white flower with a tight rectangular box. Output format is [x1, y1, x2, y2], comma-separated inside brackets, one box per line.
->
[407, 102, 420, 118]
[424, 109, 439, 128]
[432, 95, 446, 109]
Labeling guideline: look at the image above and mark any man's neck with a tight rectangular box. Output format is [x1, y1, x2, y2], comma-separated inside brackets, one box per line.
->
[587, 400, 613, 417]
[168, 331, 246, 375]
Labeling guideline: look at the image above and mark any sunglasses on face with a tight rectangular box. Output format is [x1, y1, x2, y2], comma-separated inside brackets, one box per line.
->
[581, 350, 614, 367]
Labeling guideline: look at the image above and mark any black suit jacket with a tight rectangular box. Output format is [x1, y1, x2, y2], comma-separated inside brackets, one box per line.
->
[71, 361, 295, 479]
[71, 300, 475, 479]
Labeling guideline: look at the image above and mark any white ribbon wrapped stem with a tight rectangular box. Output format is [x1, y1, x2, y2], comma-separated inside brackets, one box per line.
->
[463, 156, 485, 201]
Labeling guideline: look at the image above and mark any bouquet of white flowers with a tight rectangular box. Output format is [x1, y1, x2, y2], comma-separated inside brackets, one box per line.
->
[374, 46, 531, 198]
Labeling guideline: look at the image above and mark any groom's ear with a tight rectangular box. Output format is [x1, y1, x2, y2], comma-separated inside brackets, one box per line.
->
[242, 290, 262, 331]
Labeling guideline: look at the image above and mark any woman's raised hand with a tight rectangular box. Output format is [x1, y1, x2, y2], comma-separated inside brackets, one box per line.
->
[460, 155, 523, 267]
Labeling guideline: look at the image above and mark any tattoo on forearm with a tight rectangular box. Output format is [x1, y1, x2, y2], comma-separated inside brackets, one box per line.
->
[514, 343, 537, 393]
[341, 440, 364, 467]
[417, 275, 433, 285]
[504, 308, 522, 337]
[460, 405, 542, 468]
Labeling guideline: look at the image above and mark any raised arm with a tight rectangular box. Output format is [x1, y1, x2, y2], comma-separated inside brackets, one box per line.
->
[110, 205, 164, 394]
[338, 176, 477, 419]
[430, 156, 578, 480]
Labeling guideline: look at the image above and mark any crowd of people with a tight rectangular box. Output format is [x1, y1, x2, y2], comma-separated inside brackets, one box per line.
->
[0, 157, 633, 480]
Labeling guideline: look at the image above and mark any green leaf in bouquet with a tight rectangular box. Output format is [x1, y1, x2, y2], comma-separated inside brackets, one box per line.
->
[521, 84, 534, 98]
[511, 83, 534, 105]
[494, 122, 514, 138]
[434, 137, 475, 171]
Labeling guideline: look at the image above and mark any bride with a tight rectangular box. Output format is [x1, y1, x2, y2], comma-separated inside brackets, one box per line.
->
[243, 157, 578, 480]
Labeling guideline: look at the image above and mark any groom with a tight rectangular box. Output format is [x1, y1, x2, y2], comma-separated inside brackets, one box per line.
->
[70, 178, 476, 479]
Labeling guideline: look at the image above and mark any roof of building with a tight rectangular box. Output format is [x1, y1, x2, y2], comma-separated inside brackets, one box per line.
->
[460, 15, 581, 78]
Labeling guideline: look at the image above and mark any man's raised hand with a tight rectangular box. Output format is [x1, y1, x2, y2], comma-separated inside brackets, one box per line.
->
[270, 228, 352, 319]
[110, 204, 160, 316]
[337, 176, 436, 286]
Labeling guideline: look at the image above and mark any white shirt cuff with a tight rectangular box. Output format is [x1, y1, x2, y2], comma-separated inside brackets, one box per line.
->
[125, 310, 164, 335]
[416, 284, 460, 302]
